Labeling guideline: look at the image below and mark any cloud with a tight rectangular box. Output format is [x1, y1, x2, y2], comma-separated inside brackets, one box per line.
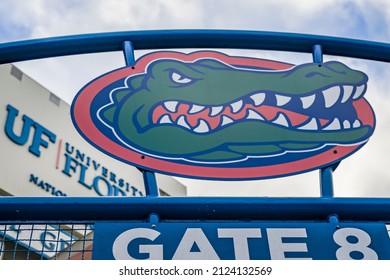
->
[3, 0, 390, 41]
[2, 0, 390, 197]
[0, 0, 206, 39]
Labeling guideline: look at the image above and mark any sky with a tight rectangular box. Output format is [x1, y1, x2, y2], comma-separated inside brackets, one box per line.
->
[1, 0, 390, 197]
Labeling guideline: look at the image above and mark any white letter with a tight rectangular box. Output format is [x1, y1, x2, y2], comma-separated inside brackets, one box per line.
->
[172, 228, 220, 260]
[112, 228, 163, 260]
[267, 228, 312, 260]
[218, 228, 262, 259]
[333, 228, 378, 260]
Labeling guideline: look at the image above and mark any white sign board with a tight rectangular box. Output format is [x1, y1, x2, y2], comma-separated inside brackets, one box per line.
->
[0, 64, 186, 197]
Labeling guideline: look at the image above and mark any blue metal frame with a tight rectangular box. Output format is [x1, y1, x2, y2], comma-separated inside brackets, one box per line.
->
[1, 30, 390, 222]
[1, 30, 390, 63]
[1, 197, 390, 221]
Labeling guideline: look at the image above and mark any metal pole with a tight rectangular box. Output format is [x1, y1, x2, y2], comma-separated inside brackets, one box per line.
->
[1, 196, 389, 221]
[320, 162, 339, 198]
[122, 41, 136, 67]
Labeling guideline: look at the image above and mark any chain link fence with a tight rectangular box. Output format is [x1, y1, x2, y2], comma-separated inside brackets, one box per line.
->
[0, 223, 93, 260]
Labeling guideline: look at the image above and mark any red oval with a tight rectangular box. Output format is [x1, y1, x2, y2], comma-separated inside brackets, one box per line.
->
[72, 51, 375, 180]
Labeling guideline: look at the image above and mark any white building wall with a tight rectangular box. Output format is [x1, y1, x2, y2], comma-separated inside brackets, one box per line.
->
[0, 64, 186, 197]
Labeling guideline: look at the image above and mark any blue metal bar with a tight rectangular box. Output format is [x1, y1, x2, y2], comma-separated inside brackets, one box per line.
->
[0, 197, 389, 221]
[320, 166, 334, 198]
[141, 169, 159, 197]
[1, 30, 390, 64]
[312, 44, 323, 64]
[122, 41, 135, 67]
[320, 162, 339, 198]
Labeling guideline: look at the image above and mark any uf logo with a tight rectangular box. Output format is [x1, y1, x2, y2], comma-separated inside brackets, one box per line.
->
[72, 51, 375, 180]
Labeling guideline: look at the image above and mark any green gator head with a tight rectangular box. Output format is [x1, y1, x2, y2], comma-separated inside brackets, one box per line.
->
[99, 55, 372, 162]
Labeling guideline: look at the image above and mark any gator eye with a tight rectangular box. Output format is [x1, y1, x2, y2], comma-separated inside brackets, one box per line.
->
[171, 72, 193, 84]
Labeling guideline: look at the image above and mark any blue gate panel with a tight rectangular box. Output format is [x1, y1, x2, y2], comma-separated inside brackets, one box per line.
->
[93, 221, 390, 260]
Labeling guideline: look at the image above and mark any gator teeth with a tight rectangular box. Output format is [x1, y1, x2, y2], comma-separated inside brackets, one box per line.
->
[341, 86, 354, 103]
[210, 106, 224, 116]
[323, 118, 341, 130]
[159, 84, 366, 134]
[230, 100, 243, 113]
[353, 119, 361, 128]
[189, 104, 205, 114]
[159, 115, 172, 124]
[297, 118, 318, 130]
[164, 101, 178, 113]
[272, 113, 289, 127]
[250, 93, 265, 106]
[301, 94, 316, 109]
[193, 120, 210, 133]
[353, 84, 366, 100]
[343, 120, 351, 129]
[323, 86, 340, 108]
[221, 116, 234, 126]
[246, 109, 265, 120]
[275, 94, 291, 106]
[177, 116, 190, 129]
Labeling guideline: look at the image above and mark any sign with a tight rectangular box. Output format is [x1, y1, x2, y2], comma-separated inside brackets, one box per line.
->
[72, 51, 375, 180]
[92, 221, 390, 260]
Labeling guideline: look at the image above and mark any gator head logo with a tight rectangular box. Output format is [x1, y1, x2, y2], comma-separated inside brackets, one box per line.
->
[71, 51, 375, 180]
